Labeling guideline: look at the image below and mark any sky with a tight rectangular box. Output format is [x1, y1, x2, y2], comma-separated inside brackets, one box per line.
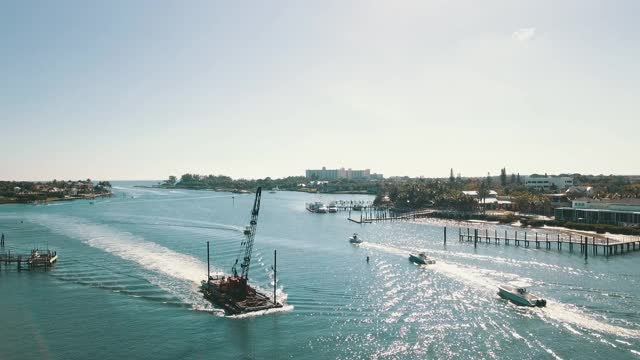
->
[1, 0, 638, 181]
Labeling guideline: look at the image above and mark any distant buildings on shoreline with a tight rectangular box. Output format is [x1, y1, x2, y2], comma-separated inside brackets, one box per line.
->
[305, 167, 383, 180]
[524, 176, 574, 190]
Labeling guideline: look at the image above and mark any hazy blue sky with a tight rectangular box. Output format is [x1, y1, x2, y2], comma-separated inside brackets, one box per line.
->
[1, 1, 638, 180]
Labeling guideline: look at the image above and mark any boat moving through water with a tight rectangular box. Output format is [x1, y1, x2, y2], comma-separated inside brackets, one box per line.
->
[349, 233, 363, 244]
[498, 284, 546, 307]
[409, 252, 436, 265]
[201, 187, 283, 315]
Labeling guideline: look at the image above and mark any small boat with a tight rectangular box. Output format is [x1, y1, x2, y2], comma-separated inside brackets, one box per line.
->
[409, 252, 435, 265]
[328, 202, 338, 213]
[352, 204, 363, 211]
[349, 233, 363, 244]
[498, 284, 546, 307]
[28, 250, 58, 267]
[306, 202, 327, 213]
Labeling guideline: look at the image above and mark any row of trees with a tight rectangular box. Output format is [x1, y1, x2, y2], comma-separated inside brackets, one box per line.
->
[165, 174, 308, 192]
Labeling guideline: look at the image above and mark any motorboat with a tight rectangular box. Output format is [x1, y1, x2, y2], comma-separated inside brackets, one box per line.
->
[498, 284, 546, 307]
[409, 252, 435, 265]
[306, 202, 327, 213]
[349, 233, 363, 244]
[328, 202, 338, 213]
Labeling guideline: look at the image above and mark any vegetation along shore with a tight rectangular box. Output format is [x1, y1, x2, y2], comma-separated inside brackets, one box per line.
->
[0, 179, 112, 204]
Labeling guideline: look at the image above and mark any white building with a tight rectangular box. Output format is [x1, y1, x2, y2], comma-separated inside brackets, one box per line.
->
[305, 167, 382, 180]
[524, 176, 573, 190]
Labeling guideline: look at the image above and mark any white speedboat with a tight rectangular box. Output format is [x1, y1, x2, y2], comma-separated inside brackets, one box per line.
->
[316, 204, 328, 213]
[498, 284, 546, 307]
[328, 202, 338, 213]
[349, 233, 363, 244]
[409, 252, 435, 265]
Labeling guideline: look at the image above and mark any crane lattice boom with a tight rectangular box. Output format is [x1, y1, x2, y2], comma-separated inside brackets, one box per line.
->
[232, 187, 261, 280]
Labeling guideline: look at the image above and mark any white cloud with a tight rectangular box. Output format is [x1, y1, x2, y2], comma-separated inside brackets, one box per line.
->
[512, 27, 536, 42]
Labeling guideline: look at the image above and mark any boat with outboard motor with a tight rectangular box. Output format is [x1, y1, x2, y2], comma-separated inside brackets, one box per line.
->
[409, 252, 435, 265]
[497, 284, 546, 307]
[348, 233, 363, 244]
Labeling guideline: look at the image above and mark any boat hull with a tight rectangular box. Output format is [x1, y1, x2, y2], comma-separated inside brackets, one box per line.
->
[201, 279, 282, 315]
[409, 253, 435, 265]
[498, 287, 546, 307]
[409, 254, 426, 265]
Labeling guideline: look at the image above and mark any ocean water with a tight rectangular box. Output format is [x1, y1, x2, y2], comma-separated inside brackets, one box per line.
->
[1, 182, 639, 359]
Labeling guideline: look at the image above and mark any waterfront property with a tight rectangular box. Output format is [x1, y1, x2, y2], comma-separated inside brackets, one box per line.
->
[461, 190, 515, 211]
[555, 198, 640, 227]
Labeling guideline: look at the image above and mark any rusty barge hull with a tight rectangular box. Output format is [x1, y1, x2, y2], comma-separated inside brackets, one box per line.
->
[201, 280, 282, 315]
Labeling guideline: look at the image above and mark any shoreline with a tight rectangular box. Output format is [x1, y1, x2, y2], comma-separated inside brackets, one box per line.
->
[134, 185, 373, 195]
[0, 192, 112, 205]
[409, 216, 640, 242]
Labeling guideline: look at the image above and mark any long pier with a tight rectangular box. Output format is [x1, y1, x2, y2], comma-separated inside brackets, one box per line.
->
[447, 226, 640, 257]
[348, 209, 435, 224]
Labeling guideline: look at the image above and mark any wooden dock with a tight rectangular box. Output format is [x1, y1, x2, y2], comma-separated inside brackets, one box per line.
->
[446, 226, 640, 257]
[0, 249, 58, 270]
[348, 209, 435, 224]
[1, 233, 58, 271]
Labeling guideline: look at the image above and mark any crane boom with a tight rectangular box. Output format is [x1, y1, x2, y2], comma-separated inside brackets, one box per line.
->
[232, 187, 262, 280]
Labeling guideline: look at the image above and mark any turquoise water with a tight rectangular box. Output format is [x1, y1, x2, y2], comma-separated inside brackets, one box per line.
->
[1, 182, 639, 359]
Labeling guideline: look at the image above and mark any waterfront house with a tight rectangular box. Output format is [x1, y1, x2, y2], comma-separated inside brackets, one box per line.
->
[554, 198, 640, 227]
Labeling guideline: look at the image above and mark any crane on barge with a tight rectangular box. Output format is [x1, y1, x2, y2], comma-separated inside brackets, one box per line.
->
[201, 187, 282, 314]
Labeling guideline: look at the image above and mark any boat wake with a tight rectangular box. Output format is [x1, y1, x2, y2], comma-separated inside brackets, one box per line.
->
[360, 241, 640, 340]
[32, 214, 290, 317]
[32, 214, 217, 309]
[227, 304, 295, 319]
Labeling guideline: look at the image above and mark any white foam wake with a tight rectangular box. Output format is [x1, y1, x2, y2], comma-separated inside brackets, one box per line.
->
[33, 215, 212, 283]
[360, 241, 640, 339]
[32, 214, 291, 316]
[31, 215, 219, 309]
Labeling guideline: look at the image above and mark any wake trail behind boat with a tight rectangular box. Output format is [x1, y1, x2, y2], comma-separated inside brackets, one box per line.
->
[32, 215, 221, 309]
[360, 241, 640, 340]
